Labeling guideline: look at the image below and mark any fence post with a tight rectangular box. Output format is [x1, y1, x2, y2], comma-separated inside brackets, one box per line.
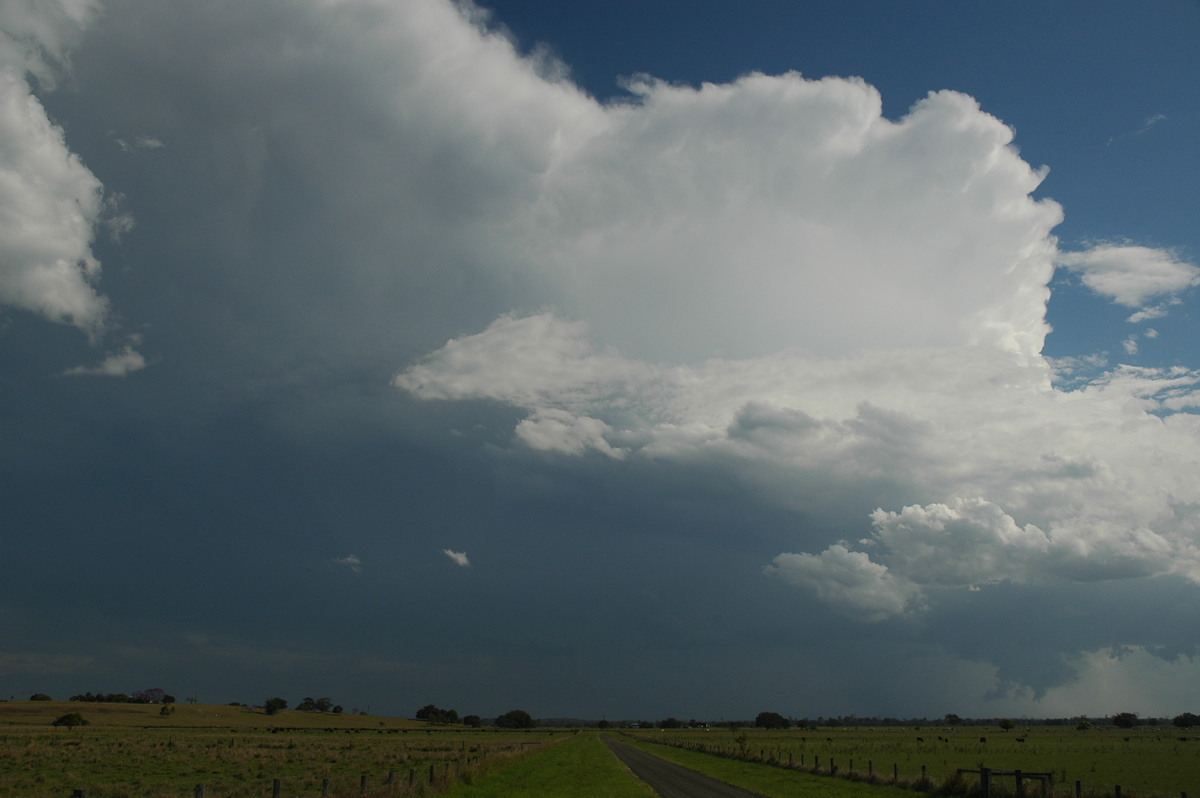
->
[272, 778, 281, 798]
[1115, 787, 1122, 798]
[72, 792, 86, 798]
[429, 764, 435, 784]
[409, 769, 416, 788]
[1016, 770, 1024, 797]
[922, 765, 927, 783]
[360, 774, 368, 795]
[869, 760, 874, 778]
[194, 785, 205, 798]
[893, 763, 899, 781]
[981, 766, 991, 798]
[321, 778, 329, 797]
[832, 758, 838, 776]
[1075, 781, 1081, 798]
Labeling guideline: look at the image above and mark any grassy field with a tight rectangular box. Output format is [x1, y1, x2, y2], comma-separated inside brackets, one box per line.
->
[624, 725, 1200, 797]
[442, 732, 656, 798]
[6, 703, 1200, 797]
[0, 702, 565, 797]
[617, 733, 923, 798]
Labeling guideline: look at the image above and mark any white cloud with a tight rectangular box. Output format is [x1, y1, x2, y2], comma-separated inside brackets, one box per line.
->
[1058, 244, 1200, 309]
[63, 344, 147, 377]
[115, 134, 164, 153]
[332, 554, 362, 573]
[399, 309, 1200, 619]
[0, 2, 111, 336]
[765, 545, 922, 622]
[442, 549, 470, 567]
[515, 408, 625, 458]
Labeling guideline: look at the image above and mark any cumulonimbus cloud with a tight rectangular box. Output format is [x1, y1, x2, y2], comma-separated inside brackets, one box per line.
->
[0, 2, 111, 336]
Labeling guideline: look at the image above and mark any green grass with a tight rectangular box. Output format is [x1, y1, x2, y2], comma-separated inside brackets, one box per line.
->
[618, 734, 920, 798]
[0, 702, 566, 797]
[625, 726, 1200, 797]
[443, 732, 657, 798]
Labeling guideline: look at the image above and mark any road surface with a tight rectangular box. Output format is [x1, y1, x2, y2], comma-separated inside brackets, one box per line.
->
[601, 734, 767, 798]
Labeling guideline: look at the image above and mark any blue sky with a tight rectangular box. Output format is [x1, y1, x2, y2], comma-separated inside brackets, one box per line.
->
[2, 0, 1199, 721]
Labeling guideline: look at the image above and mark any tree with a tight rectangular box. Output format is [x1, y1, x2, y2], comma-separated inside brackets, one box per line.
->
[52, 712, 88, 728]
[133, 688, 167, 703]
[29, 693, 52, 701]
[495, 709, 535, 728]
[263, 697, 288, 715]
[1173, 712, 1200, 728]
[998, 719, 1015, 731]
[659, 717, 684, 729]
[463, 714, 481, 727]
[1112, 712, 1139, 729]
[755, 711, 790, 729]
[416, 704, 460, 724]
[944, 713, 963, 725]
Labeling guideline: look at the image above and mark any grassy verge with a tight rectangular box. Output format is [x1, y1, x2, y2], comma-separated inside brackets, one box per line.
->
[619, 734, 922, 798]
[444, 732, 656, 798]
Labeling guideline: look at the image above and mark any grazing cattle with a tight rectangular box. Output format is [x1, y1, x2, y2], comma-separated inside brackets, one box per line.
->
[980, 737, 987, 744]
[916, 737, 924, 743]
[1016, 738, 1025, 743]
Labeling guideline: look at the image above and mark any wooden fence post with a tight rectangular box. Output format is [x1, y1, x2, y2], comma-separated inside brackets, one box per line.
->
[409, 768, 416, 788]
[271, 778, 281, 798]
[893, 763, 899, 781]
[321, 778, 329, 797]
[359, 773, 368, 795]
[980, 766, 991, 798]
[869, 760, 874, 778]
[1075, 781, 1081, 798]
[194, 785, 205, 798]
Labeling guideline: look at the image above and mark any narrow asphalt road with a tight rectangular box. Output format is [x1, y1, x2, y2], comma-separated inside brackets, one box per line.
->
[601, 734, 767, 798]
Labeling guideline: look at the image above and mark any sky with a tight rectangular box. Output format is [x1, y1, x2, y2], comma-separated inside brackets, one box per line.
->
[2, 0, 1199, 722]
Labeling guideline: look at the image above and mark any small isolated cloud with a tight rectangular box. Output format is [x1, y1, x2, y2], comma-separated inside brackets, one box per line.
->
[1137, 114, 1167, 135]
[332, 554, 362, 573]
[1058, 244, 1200, 309]
[1123, 335, 1139, 355]
[115, 134, 164, 153]
[63, 344, 146, 377]
[442, 549, 470, 567]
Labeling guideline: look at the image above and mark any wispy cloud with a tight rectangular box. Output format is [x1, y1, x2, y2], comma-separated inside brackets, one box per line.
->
[332, 554, 362, 573]
[115, 134, 165, 153]
[63, 344, 147, 377]
[442, 549, 470, 568]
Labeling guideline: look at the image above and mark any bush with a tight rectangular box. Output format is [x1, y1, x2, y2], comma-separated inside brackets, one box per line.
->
[495, 709, 535, 728]
[52, 712, 88, 728]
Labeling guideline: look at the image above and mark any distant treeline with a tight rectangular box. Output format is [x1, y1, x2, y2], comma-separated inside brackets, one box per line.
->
[69, 688, 175, 704]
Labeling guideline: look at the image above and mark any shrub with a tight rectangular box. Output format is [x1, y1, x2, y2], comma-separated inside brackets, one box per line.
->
[52, 712, 89, 728]
[495, 709, 535, 728]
